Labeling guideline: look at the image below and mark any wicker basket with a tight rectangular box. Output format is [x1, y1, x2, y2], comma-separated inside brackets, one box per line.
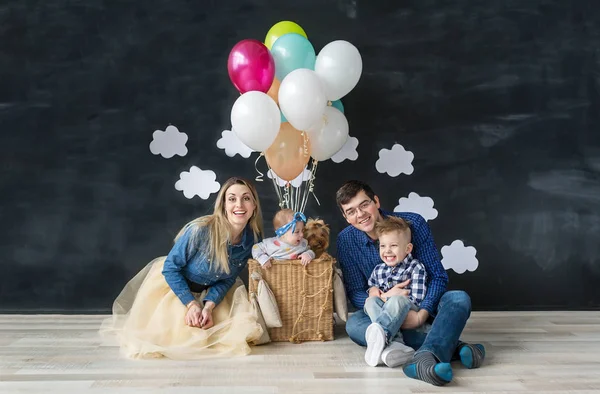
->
[248, 253, 335, 343]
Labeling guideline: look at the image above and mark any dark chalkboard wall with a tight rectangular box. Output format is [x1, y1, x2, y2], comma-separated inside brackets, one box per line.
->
[1, 0, 599, 312]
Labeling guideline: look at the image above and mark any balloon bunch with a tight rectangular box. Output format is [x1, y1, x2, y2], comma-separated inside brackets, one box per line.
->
[227, 21, 362, 212]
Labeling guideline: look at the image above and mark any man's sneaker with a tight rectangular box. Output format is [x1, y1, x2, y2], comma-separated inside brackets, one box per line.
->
[364, 323, 386, 367]
[381, 341, 415, 368]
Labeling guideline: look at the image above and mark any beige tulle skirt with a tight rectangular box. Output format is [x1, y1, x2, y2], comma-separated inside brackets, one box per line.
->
[99, 256, 263, 360]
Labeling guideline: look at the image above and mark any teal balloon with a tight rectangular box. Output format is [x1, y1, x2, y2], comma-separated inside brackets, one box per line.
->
[330, 100, 344, 113]
[271, 33, 316, 81]
[281, 111, 287, 123]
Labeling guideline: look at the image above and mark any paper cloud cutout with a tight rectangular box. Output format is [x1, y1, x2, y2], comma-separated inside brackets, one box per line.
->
[331, 136, 359, 163]
[175, 166, 220, 199]
[267, 168, 312, 188]
[441, 240, 479, 274]
[149, 125, 188, 158]
[394, 192, 438, 221]
[375, 144, 414, 176]
[216, 129, 254, 158]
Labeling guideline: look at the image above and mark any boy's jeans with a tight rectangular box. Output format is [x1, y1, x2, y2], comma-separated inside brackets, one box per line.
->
[363, 295, 417, 343]
[349, 290, 472, 362]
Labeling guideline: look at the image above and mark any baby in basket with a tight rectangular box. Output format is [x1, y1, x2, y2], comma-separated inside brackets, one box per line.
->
[252, 209, 316, 268]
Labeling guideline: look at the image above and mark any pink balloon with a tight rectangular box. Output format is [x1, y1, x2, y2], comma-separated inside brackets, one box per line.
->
[227, 39, 275, 94]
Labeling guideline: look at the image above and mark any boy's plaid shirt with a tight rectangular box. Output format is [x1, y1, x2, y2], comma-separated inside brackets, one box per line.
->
[368, 253, 427, 306]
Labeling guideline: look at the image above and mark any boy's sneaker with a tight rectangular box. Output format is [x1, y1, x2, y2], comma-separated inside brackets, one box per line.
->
[365, 323, 387, 367]
[381, 341, 415, 368]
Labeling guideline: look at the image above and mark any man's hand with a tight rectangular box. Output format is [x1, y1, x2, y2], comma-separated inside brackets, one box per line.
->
[401, 309, 429, 330]
[368, 286, 382, 298]
[300, 252, 313, 266]
[380, 279, 411, 299]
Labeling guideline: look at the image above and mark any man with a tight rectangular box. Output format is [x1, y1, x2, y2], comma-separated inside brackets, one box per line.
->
[336, 180, 485, 386]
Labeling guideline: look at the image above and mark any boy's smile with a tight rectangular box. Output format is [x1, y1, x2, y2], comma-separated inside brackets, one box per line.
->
[378, 231, 411, 267]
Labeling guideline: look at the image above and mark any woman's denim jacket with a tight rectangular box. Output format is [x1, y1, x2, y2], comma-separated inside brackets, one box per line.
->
[162, 224, 257, 306]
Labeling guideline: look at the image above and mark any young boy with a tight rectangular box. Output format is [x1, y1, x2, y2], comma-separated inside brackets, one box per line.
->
[364, 216, 428, 367]
[252, 209, 315, 268]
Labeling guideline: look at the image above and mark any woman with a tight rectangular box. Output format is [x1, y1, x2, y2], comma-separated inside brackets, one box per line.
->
[100, 177, 265, 359]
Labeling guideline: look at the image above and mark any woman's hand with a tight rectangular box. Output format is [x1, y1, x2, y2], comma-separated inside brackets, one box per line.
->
[200, 301, 216, 329]
[185, 301, 203, 327]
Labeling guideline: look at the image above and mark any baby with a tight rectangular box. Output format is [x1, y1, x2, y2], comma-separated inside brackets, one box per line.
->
[252, 209, 315, 268]
[364, 216, 428, 367]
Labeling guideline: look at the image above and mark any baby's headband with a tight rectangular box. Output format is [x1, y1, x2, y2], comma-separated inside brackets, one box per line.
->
[275, 212, 307, 237]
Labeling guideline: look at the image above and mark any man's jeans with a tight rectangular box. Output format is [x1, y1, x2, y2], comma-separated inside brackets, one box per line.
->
[363, 295, 418, 343]
[347, 290, 471, 362]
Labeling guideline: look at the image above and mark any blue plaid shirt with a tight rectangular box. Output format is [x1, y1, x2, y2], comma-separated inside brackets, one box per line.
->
[368, 253, 427, 307]
[336, 210, 448, 315]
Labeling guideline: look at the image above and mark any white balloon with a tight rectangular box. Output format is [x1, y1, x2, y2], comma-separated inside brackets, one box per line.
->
[230, 91, 280, 152]
[306, 106, 349, 161]
[315, 40, 362, 101]
[279, 68, 327, 131]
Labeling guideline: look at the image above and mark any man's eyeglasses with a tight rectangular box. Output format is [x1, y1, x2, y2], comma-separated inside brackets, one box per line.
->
[344, 200, 373, 218]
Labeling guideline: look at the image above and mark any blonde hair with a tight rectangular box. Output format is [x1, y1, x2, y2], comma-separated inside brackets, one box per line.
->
[273, 208, 294, 229]
[375, 216, 411, 243]
[174, 177, 264, 274]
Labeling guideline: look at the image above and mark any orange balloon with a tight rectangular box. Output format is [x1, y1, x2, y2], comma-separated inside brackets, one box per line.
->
[266, 77, 281, 104]
[265, 122, 311, 181]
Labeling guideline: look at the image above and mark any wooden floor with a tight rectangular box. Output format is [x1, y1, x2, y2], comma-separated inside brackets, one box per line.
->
[1, 312, 599, 393]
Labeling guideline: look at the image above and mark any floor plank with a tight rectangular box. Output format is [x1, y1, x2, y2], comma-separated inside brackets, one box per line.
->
[1, 312, 599, 393]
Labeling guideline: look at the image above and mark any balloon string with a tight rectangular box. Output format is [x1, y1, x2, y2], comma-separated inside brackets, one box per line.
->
[288, 181, 293, 211]
[300, 178, 308, 213]
[290, 182, 296, 212]
[311, 187, 321, 206]
[296, 169, 305, 212]
[273, 177, 284, 209]
[254, 153, 265, 182]
[283, 183, 290, 208]
[265, 160, 285, 208]
[301, 160, 320, 212]
[302, 131, 309, 157]
[310, 162, 320, 207]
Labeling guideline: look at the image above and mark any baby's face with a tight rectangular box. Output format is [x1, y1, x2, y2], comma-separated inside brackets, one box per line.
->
[378, 231, 409, 267]
[280, 221, 305, 246]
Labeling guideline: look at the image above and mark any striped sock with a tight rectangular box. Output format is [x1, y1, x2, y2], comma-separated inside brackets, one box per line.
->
[402, 352, 452, 386]
[458, 343, 485, 369]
